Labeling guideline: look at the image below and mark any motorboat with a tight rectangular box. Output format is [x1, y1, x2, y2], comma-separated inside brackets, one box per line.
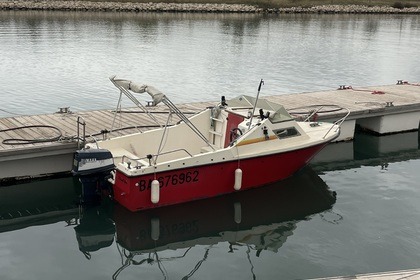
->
[72, 76, 345, 212]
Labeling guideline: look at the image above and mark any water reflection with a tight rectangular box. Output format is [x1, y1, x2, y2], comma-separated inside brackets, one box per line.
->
[0, 177, 79, 233]
[2, 131, 420, 278]
[87, 167, 335, 278]
[312, 131, 420, 172]
[74, 204, 115, 260]
[0, 165, 336, 277]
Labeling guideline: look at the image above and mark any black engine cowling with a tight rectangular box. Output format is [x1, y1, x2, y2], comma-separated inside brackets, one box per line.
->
[72, 149, 114, 176]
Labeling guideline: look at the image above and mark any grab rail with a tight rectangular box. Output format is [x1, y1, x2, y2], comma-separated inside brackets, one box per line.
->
[76, 116, 86, 149]
[303, 106, 324, 122]
[122, 148, 193, 168]
[293, 105, 350, 140]
[322, 108, 350, 139]
[154, 148, 193, 158]
[121, 155, 150, 168]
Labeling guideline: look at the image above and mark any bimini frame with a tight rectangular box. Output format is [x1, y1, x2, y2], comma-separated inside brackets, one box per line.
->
[109, 76, 215, 151]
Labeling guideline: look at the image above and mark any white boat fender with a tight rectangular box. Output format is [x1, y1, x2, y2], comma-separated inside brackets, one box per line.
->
[234, 202, 241, 224]
[151, 179, 160, 204]
[151, 217, 160, 241]
[234, 168, 242, 191]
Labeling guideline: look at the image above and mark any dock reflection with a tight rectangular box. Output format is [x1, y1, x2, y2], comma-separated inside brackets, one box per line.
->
[0, 177, 80, 233]
[312, 131, 420, 172]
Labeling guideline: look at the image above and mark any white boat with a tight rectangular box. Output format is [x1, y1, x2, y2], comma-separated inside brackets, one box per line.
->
[72, 76, 345, 212]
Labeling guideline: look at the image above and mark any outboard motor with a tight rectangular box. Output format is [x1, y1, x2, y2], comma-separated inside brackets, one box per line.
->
[78, 174, 113, 205]
[72, 149, 114, 176]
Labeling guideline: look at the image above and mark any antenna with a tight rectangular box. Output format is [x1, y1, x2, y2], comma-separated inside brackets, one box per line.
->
[248, 79, 264, 130]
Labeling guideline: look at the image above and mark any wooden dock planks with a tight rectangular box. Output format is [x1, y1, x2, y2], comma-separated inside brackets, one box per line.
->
[267, 84, 420, 120]
[1, 83, 419, 156]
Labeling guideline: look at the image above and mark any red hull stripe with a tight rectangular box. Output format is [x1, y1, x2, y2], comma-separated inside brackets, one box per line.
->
[113, 143, 326, 212]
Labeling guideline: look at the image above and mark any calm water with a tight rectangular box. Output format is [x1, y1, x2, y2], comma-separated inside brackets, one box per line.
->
[0, 10, 420, 280]
[0, 11, 420, 116]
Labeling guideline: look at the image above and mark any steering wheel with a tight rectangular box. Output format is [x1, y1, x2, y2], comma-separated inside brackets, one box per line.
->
[230, 128, 243, 142]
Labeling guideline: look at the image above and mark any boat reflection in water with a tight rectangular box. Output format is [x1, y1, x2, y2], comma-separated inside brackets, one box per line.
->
[94, 166, 337, 278]
[74, 205, 115, 259]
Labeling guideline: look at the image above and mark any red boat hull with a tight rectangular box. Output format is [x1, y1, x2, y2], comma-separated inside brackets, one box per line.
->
[113, 143, 326, 212]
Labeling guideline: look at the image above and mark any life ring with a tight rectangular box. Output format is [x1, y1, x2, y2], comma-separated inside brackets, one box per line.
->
[230, 128, 243, 142]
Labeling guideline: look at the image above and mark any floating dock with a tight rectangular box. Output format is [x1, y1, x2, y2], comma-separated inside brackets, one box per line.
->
[308, 268, 420, 279]
[0, 82, 419, 182]
[269, 82, 420, 140]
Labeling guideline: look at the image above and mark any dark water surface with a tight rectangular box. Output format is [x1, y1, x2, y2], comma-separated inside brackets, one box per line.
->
[0, 131, 419, 279]
[1, 11, 420, 280]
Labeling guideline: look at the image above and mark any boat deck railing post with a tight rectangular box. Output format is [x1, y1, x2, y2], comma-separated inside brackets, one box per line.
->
[322, 108, 350, 139]
[76, 116, 86, 149]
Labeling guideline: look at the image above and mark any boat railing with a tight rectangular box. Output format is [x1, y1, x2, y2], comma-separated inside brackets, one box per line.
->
[303, 106, 328, 122]
[122, 148, 193, 168]
[322, 108, 350, 139]
[154, 148, 193, 158]
[121, 155, 150, 168]
[76, 116, 86, 149]
[291, 104, 350, 139]
[87, 135, 100, 149]
[76, 116, 103, 149]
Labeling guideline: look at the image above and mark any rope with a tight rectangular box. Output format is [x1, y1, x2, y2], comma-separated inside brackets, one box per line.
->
[1, 125, 62, 145]
[288, 104, 344, 115]
[337, 85, 385, 95]
[0, 123, 164, 145]
[88, 125, 162, 138]
[114, 109, 196, 114]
